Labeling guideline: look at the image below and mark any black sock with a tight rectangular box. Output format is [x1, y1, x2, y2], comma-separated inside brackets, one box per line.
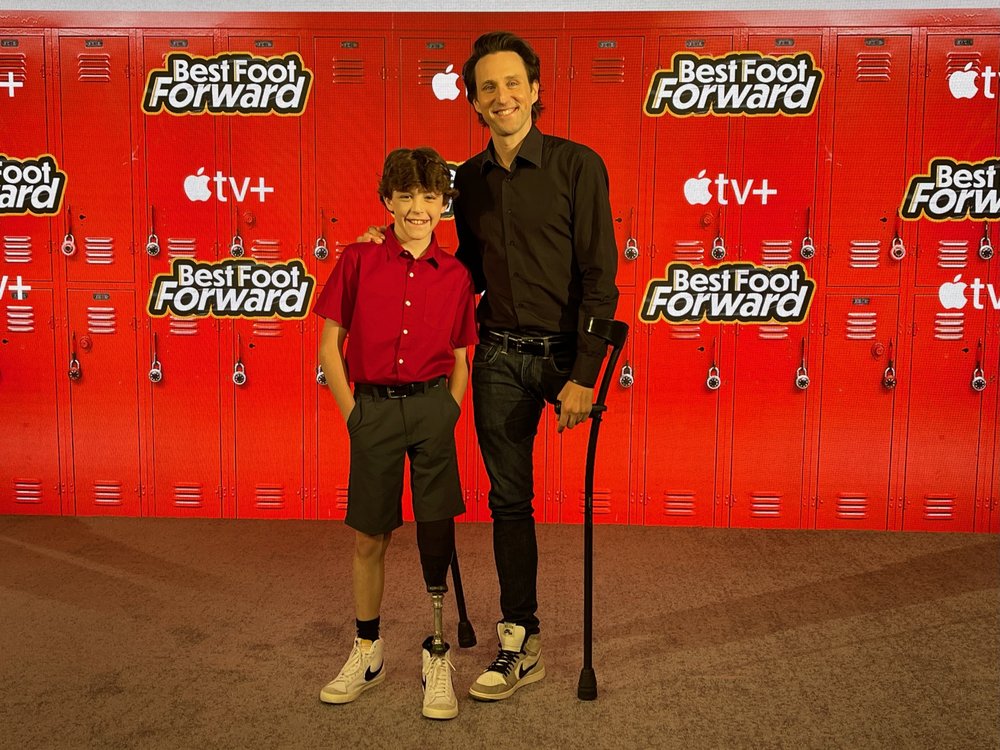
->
[356, 616, 380, 642]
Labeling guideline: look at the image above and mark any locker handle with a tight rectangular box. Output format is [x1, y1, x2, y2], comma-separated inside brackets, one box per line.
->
[796, 338, 810, 389]
[972, 340, 987, 392]
[149, 332, 163, 383]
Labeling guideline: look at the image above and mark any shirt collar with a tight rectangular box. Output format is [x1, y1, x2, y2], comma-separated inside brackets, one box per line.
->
[383, 226, 441, 269]
[481, 125, 543, 173]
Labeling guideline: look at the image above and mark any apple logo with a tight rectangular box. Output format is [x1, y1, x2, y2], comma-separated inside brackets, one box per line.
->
[938, 275, 968, 310]
[948, 62, 979, 100]
[184, 167, 211, 202]
[683, 170, 712, 205]
[431, 64, 461, 101]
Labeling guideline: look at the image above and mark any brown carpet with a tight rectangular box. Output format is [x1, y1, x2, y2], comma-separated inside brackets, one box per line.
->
[1, 517, 997, 749]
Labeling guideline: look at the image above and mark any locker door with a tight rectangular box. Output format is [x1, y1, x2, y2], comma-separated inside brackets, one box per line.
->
[312, 36, 386, 285]
[58, 35, 134, 283]
[226, 35, 306, 520]
[828, 34, 911, 288]
[916, 34, 999, 290]
[555, 292, 635, 525]
[0, 34, 52, 282]
[816, 294, 899, 530]
[567, 36, 644, 289]
[729, 325, 809, 529]
[67, 289, 140, 516]
[902, 295, 986, 532]
[0, 288, 60, 514]
[644, 35, 734, 528]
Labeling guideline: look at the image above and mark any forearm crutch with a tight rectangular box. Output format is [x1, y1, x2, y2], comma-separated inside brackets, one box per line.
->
[450, 552, 476, 647]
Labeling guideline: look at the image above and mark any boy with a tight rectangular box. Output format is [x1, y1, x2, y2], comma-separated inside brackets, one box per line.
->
[314, 147, 478, 720]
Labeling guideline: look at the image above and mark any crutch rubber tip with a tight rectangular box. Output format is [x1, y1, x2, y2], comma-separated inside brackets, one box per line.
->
[457, 620, 477, 648]
[577, 668, 598, 701]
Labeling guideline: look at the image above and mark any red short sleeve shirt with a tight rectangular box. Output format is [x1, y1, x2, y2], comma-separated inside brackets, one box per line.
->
[313, 230, 478, 385]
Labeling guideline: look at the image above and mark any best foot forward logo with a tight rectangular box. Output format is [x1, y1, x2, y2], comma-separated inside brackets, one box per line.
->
[641, 263, 815, 324]
[644, 52, 823, 117]
[683, 170, 777, 205]
[183, 169, 274, 203]
[148, 258, 316, 319]
[938, 275, 1000, 311]
[901, 157, 1000, 221]
[143, 52, 313, 115]
[948, 62, 997, 100]
[431, 64, 462, 101]
[0, 154, 67, 215]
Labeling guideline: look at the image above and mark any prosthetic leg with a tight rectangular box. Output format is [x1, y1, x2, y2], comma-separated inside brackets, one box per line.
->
[417, 519, 459, 719]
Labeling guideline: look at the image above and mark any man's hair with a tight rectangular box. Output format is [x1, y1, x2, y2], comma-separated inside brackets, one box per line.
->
[377, 147, 458, 203]
[462, 31, 544, 127]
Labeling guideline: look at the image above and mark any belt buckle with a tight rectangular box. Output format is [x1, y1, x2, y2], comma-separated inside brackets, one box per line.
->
[385, 384, 409, 399]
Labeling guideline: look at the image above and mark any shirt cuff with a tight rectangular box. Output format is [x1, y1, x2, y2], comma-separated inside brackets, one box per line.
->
[569, 355, 603, 389]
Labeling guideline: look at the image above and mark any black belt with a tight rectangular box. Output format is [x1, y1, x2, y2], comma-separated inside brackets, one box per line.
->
[355, 376, 445, 400]
[483, 329, 575, 356]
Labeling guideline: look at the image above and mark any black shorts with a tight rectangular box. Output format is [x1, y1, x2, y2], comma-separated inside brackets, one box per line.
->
[345, 377, 465, 535]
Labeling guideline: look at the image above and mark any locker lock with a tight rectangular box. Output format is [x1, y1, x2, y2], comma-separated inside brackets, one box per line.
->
[890, 236, 906, 261]
[61, 233, 77, 257]
[230, 234, 245, 258]
[68, 357, 82, 381]
[148, 359, 163, 383]
[314, 237, 330, 261]
[619, 362, 634, 388]
[710, 236, 726, 261]
[795, 366, 810, 390]
[316, 364, 328, 386]
[979, 236, 994, 261]
[972, 367, 987, 393]
[800, 235, 815, 260]
[232, 361, 247, 386]
[146, 233, 160, 257]
[623, 238, 639, 262]
[706, 365, 721, 391]
[882, 365, 897, 390]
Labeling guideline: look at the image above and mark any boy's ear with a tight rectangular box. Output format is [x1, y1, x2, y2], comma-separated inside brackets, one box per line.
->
[382, 195, 394, 213]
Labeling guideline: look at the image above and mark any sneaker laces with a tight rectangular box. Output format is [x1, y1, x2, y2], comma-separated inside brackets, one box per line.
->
[425, 654, 455, 702]
[337, 640, 368, 682]
[485, 648, 520, 677]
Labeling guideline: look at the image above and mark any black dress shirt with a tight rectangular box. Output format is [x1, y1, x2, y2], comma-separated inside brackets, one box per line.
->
[454, 126, 619, 387]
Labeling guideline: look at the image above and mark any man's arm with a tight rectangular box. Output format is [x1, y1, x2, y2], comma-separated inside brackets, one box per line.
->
[318, 318, 354, 421]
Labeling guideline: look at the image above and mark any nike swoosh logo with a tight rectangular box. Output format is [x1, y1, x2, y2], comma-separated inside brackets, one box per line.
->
[365, 662, 383, 681]
[518, 661, 538, 679]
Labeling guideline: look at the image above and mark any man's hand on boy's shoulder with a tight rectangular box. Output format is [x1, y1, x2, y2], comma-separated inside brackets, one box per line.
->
[356, 226, 387, 244]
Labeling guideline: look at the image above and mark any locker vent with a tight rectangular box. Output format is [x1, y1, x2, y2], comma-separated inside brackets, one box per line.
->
[922, 494, 955, 521]
[945, 52, 981, 75]
[761, 240, 793, 265]
[255, 485, 285, 510]
[417, 60, 450, 85]
[3, 235, 32, 265]
[6, 305, 34, 333]
[168, 317, 199, 336]
[87, 306, 116, 335]
[251, 238, 281, 262]
[577, 488, 612, 515]
[94, 481, 124, 505]
[673, 240, 705, 264]
[836, 493, 867, 519]
[331, 57, 364, 83]
[14, 480, 43, 505]
[848, 240, 880, 268]
[335, 485, 348, 511]
[84, 237, 114, 265]
[936, 240, 968, 269]
[591, 57, 626, 83]
[77, 53, 112, 82]
[662, 492, 696, 517]
[167, 237, 197, 260]
[758, 324, 789, 340]
[669, 323, 700, 340]
[750, 492, 782, 518]
[855, 52, 891, 82]
[845, 312, 877, 340]
[173, 484, 204, 508]
[0, 53, 27, 82]
[933, 312, 964, 341]
[252, 319, 283, 338]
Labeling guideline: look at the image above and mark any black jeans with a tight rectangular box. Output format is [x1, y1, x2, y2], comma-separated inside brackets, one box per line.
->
[471, 339, 574, 635]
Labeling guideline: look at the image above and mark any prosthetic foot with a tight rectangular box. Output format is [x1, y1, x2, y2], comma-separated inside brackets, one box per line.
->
[422, 584, 457, 719]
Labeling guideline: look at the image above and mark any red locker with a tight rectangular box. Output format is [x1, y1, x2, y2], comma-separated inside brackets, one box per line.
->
[567, 35, 645, 289]
[902, 294, 987, 532]
[827, 34, 912, 288]
[915, 34, 999, 290]
[816, 294, 899, 530]
[0, 34, 52, 282]
[311, 35, 387, 284]
[58, 34, 135, 283]
[0, 288, 61, 514]
[315, 308, 350, 521]
[66, 288, 140, 516]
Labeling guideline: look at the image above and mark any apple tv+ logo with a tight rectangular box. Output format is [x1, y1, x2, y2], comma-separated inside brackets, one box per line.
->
[431, 64, 462, 101]
[183, 168, 274, 203]
[938, 275, 1000, 312]
[948, 62, 997, 101]
[683, 170, 776, 206]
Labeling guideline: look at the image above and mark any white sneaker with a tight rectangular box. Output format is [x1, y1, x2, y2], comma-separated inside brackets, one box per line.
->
[320, 638, 385, 704]
[468, 622, 545, 701]
[422, 641, 458, 720]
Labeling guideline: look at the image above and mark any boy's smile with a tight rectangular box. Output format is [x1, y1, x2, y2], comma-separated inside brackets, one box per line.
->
[383, 186, 444, 256]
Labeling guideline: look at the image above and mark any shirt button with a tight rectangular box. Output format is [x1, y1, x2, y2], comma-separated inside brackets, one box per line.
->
[409, 272, 414, 278]
[405, 300, 411, 306]
[403, 329, 409, 335]
[398, 358, 404, 364]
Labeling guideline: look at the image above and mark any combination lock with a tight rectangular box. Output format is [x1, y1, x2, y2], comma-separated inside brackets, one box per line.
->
[61, 234, 77, 256]
[795, 366, 810, 390]
[314, 237, 330, 260]
[979, 237, 994, 261]
[706, 365, 721, 391]
[619, 363, 634, 388]
[68, 358, 82, 381]
[623, 238, 639, 261]
[710, 236, 726, 261]
[148, 361, 163, 383]
[890, 236, 906, 261]
[230, 235, 245, 258]
[972, 368, 987, 392]
[233, 362, 247, 386]
[800, 235, 815, 260]
[316, 365, 328, 386]
[146, 233, 161, 257]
